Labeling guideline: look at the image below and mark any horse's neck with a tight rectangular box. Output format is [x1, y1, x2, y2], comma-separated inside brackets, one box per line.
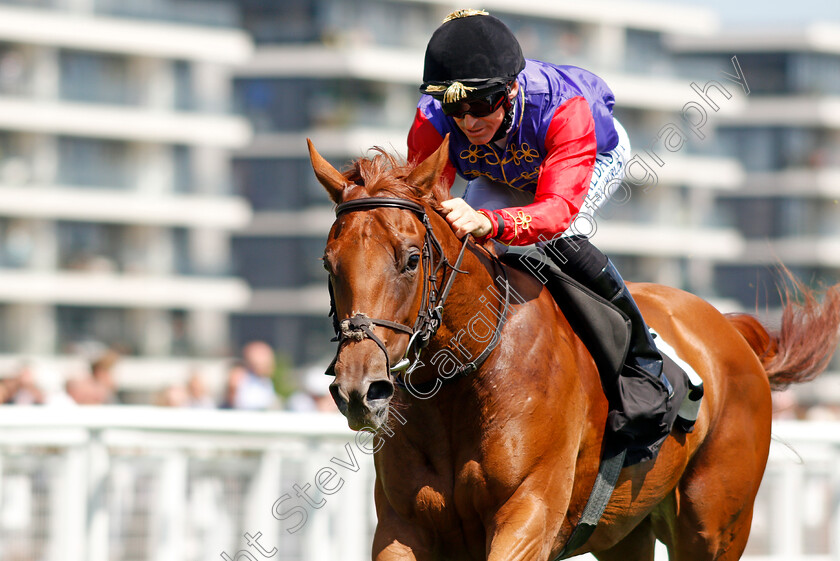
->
[428, 228, 503, 370]
[393, 230, 503, 425]
[390, 212, 531, 430]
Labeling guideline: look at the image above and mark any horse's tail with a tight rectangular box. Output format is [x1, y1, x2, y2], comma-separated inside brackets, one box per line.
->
[725, 273, 840, 390]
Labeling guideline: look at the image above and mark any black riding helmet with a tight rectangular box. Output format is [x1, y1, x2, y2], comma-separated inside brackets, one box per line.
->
[420, 9, 525, 103]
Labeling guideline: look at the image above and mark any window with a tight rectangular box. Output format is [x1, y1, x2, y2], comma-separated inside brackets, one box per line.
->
[235, 78, 303, 132]
[60, 50, 137, 105]
[173, 145, 192, 193]
[624, 29, 674, 76]
[0, 43, 30, 96]
[0, 218, 35, 268]
[233, 158, 330, 211]
[320, 0, 433, 49]
[57, 136, 131, 188]
[728, 53, 788, 95]
[173, 60, 194, 110]
[239, 0, 318, 43]
[722, 197, 823, 238]
[719, 127, 820, 171]
[232, 237, 326, 288]
[94, 0, 238, 27]
[790, 54, 840, 96]
[56, 306, 133, 355]
[235, 77, 414, 132]
[0, 130, 31, 184]
[57, 221, 124, 272]
[497, 14, 582, 63]
[714, 264, 822, 311]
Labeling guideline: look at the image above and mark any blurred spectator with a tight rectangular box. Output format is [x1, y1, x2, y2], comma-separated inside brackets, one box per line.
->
[225, 341, 279, 410]
[65, 374, 109, 405]
[772, 388, 800, 420]
[1, 362, 45, 405]
[156, 384, 189, 407]
[286, 364, 338, 414]
[803, 403, 840, 421]
[63, 349, 122, 405]
[220, 361, 247, 409]
[186, 370, 216, 408]
[91, 350, 121, 404]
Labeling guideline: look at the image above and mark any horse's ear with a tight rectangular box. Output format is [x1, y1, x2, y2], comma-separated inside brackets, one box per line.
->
[405, 134, 450, 194]
[307, 138, 347, 203]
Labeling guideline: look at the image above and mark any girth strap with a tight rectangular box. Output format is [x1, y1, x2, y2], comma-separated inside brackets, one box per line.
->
[554, 449, 626, 559]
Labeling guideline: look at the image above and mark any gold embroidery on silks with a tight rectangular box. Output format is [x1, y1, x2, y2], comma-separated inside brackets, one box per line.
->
[499, 209, 533, 240]
[463, 168, 539, 186]
[509, 143, 539, 165]
[459, 143, 539, 166]
[458, 143, 541, 187]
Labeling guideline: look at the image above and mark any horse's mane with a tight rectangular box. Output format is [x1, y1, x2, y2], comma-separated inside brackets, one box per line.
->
[342, 147, 449, 211]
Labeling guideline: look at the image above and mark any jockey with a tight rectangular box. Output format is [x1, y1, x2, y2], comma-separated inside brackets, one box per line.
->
[407, 9, 673, 464]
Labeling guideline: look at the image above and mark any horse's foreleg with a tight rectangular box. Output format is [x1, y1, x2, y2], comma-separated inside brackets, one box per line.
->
[372, 479, 435, 561]
[592, 517, 657, 561]
[372, 516, 438, 561]
[373, 534, 421, 561]
[486, 493, 558, 561]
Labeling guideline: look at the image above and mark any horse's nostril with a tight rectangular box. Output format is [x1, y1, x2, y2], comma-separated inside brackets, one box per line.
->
[367, 380, 395, 402]
[329, 383, 346, 407]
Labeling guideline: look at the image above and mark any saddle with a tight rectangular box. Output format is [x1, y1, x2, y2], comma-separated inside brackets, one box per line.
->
[500, 250, 702, 452]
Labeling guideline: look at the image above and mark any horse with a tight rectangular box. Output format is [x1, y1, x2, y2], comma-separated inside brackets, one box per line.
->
[308, 135, 840, 561]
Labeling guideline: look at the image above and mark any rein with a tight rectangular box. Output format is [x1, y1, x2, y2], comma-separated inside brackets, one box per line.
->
[325, 196, 509, 391]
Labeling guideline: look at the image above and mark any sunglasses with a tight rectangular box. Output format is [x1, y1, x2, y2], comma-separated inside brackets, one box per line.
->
[441, 89, 507, 119]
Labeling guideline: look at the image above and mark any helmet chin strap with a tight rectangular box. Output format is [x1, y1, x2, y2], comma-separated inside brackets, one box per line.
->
[491, 83, 516, 143]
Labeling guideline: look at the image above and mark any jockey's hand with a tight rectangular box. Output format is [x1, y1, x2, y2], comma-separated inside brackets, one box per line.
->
[440, 198, 492, 239]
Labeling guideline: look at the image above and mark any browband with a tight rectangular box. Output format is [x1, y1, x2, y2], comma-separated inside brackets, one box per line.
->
[336, 197, 426, 217]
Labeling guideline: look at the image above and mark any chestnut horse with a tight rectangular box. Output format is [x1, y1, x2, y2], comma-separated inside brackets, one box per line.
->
[309, 136, 840, 561]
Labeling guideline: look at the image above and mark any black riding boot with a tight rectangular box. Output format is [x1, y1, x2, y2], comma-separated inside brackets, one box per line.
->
[589, 260, 667, 386]
[589, 259, 672, 463]
[543, 236, 672, 464]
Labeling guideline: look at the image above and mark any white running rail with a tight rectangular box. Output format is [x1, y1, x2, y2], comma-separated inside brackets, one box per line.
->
[0, 408, 836, 561]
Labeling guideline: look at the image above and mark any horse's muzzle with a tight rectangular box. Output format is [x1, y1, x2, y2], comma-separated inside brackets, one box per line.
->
[330, 378, 395, 431]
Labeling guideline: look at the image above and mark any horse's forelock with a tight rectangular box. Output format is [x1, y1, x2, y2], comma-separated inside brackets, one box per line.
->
[343, 148, 447, 210]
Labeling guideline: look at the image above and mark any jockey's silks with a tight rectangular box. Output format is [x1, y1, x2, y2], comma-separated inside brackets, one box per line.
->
[408, 60, 619, 245]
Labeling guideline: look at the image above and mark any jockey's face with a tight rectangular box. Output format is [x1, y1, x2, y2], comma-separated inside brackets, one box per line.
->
[453, 81, 519, 145]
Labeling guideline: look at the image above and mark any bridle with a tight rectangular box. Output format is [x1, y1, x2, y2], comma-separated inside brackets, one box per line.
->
[325, 196, 510, 392]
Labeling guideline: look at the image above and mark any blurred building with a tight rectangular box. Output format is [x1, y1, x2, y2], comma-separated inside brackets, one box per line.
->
[230, 0, 750, 368]
[672, 26, 840, 305]
[672, 24, 840, 397]
[1, 0, 837, 398]
[0, 0, 253, 395]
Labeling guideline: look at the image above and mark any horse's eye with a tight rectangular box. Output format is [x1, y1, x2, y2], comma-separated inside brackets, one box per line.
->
[405, 254, 420, 272]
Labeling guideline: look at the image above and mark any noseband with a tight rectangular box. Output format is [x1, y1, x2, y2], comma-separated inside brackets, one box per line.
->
[325, 196, 509, 390]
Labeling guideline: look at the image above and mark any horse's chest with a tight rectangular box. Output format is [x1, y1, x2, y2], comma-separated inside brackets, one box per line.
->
[396, 460, 491, 527]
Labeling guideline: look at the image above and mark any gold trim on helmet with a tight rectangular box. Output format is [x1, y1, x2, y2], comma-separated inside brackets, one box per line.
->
[442, 9, 489, 23]
[425, 81, 478, 103]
